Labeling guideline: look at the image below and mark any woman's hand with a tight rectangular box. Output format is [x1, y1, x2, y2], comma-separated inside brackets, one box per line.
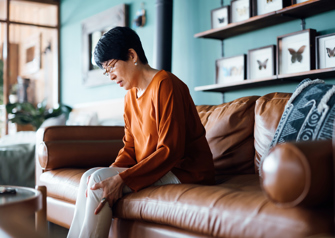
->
[90, 174, 125, 215]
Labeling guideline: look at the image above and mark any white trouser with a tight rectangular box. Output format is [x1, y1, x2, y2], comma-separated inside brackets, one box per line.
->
[67, 167, 181, 238]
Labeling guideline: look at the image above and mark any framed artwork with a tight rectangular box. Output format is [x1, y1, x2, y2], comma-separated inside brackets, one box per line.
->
[211, 6, 230, 29]
[316, 33, 335, 69]
[23, 33, 41, 75]
[216, 54, 246, 84]
[291, 0, 309, 4]
[253, 0, 291, 16]
[82, 4, 128, 87]
[277, 29, 316, 75]
[248, 45, 276, 79]
[231, 0, 252, 23]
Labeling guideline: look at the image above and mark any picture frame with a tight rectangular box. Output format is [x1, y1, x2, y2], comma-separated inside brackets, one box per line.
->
[211, 6, 230, 29]
[253, 0, 291, 16]
[216, 54, 246, 84]
[82, 4, 128, 87]
[277, 29, 316, 75]
[23, 33, 41, 75]
[231, 0, 252, 23]
[316, 32, 335, 69]
[248, 45, 276, 80]
[291, 0, 309, 5]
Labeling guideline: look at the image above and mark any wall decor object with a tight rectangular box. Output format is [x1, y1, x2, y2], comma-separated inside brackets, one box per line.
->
[82, 4, 128, 87]
[291, 0, 309, 4]
[277, 29, 316, 75]
[248, 45, 276, 80]
[254, 0, 291, 16]
[23, 33, 41, 75]
[231, 0, 252, 23]
[216, 54, 246, 84]
[133, 2, 146, 28]
[211, 6, 230, 29]
[316, 32, 335, 69]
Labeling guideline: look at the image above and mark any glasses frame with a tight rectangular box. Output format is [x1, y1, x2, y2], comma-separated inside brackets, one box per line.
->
[103, 60, 118, 76]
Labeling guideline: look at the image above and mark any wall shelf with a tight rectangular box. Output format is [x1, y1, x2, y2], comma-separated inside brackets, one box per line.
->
[195, 0, 335, 40]
[194, 0, 335, 94]
[195, 68, 335, 93]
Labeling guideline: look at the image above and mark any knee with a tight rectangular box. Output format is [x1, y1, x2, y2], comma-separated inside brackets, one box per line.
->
[89, 168, 119, 186]
[80, 168, 98, 185]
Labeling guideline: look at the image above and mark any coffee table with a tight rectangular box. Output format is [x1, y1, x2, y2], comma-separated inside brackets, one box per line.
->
[0, 185, 47, 237]
[0, 186, 42, 214]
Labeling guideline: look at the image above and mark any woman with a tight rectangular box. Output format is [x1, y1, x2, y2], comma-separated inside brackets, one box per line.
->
[67, 26, 215, 238]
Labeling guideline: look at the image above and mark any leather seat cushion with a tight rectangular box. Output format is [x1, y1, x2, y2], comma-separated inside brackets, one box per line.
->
[114, 174, 332, 238]
[42, 170, 332, 238]
[40, 168, 86, 204]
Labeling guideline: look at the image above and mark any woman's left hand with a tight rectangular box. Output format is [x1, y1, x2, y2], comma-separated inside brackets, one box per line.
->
[90, 174, 125, 215]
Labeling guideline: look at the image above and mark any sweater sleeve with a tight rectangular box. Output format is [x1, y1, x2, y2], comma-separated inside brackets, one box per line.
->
[118, 77, 186, 192]
[111, 110, 137, 168]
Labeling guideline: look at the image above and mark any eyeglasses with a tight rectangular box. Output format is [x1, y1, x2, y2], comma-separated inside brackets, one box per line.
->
[103, 60, 118, 76]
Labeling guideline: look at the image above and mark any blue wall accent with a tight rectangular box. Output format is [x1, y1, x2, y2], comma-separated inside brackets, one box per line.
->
[60, 0, 335, 106]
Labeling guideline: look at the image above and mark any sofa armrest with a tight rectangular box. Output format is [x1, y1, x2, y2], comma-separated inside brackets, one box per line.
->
[36, 126, 124, 171]
[260, 140, 333, 208]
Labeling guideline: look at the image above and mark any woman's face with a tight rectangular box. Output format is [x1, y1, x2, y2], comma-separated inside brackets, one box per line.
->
[102, 58, 138, 90]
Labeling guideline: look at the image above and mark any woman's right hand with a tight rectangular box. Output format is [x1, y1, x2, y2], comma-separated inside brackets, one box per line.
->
[85, 175, 91, 197]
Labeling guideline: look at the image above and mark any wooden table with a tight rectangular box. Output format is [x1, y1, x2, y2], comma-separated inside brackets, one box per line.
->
[0, 185, 47, 237]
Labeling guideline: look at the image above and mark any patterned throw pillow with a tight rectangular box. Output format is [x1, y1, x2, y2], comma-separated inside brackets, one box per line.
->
[259, 78, 335, 172]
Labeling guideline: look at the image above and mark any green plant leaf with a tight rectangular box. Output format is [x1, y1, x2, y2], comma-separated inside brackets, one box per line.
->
[6, 100, 72, 130]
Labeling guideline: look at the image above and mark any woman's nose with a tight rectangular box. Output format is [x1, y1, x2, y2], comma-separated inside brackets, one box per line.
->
[109, 74, 116, 80]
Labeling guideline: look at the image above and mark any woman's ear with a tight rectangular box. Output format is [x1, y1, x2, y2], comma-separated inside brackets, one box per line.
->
[128, 48, 138, 64]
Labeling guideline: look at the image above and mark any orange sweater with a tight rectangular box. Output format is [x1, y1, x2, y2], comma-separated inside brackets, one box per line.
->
[112, 70, 215, 192]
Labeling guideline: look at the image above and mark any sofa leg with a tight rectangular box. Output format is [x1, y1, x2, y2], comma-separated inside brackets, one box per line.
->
[35, 185, 48, 236]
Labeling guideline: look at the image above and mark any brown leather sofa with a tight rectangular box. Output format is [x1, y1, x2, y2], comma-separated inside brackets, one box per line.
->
[35, 92, 334, 238]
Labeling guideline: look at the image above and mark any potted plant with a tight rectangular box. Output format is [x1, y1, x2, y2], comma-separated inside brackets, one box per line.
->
[6, 100, 72, 131]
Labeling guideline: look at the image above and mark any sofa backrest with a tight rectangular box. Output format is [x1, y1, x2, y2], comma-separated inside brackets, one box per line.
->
[196, 96, 259, 183]
[196, 92, 292, 183]
[254, 92, 291, 173]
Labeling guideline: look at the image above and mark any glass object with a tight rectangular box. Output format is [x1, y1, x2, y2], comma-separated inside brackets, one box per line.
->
[9, 24, 58, 108]
[0, 0, 6, 20]
[10, 1, 58, 27]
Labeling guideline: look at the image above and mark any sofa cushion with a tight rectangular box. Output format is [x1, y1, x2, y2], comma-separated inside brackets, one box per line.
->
[39, 168, 85, 203]
[196, 96, 259, 182]
[41, 170, 333, 238]
[254, 93, 291, 173]
[114, 174, 333, 238]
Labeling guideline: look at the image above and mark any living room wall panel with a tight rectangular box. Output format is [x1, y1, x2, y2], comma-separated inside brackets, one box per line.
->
[60, 0, 335, 106]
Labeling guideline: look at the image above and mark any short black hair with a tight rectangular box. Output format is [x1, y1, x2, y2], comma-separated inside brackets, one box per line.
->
[94, 26, 148, 69]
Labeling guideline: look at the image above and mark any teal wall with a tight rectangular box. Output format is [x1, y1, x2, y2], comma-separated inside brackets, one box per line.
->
[60, 0, 157, 105]
[60, 0, 335, 106]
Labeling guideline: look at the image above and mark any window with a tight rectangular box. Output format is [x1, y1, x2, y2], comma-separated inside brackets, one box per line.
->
[0, 0, 59, 135]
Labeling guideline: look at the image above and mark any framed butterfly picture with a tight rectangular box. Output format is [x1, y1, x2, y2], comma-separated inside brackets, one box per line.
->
[211, 6, 230, 29]
[253, 0, 291, 16]
[231, 0, 252, 23]
[277, 29, 316, 75]
[316, 33, 335, 69]
[248, 45, 276, 80]
[216, 54, 246, 84]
